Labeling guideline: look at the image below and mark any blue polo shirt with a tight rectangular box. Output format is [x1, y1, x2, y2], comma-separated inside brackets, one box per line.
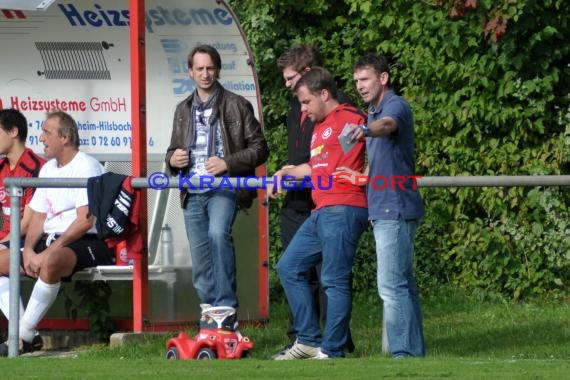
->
[366, 90, 424, 221]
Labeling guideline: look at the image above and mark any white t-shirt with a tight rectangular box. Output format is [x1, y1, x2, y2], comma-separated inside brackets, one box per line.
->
[29, 151, 104, 234]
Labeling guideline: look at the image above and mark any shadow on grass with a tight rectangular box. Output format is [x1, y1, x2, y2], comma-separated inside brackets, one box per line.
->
[428, 319, 570, 358]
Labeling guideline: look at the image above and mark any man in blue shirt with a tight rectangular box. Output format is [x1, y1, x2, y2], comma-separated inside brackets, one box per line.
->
[349, 53, 425, 358]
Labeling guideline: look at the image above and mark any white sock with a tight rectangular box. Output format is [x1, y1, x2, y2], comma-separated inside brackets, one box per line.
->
[0, 276, 25, 321]
[20, 278, 60, 342]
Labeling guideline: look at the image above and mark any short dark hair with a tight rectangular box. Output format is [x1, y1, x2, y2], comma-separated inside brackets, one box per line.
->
[0, 108, 28, 142]
[46, 110, 80, 149]
[277, 44, 322, 72]
[293, 66, 338, 100]
[354, 53, 391, 86]
[188, 44, 222, 73]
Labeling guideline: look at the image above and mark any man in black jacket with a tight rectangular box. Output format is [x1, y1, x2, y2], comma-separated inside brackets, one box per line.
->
[166, 44, 268, 330]
[268, 45, 355, 354]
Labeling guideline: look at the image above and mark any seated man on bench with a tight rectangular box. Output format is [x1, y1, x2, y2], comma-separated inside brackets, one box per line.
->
[0, 109, 45, 347]
[0, 109, 45, 250]
[0, 110, 114, 356]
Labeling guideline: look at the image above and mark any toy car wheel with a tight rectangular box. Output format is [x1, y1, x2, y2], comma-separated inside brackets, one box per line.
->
[166, 347, 179, 360]
[196, 347, 217, 360]
[241, 350, 251, 358]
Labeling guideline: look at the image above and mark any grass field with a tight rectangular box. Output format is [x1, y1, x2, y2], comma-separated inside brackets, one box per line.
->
[2, 286, 569, 379]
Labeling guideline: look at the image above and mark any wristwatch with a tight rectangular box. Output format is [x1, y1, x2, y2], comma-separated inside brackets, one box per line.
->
[359, 124, 370, 137]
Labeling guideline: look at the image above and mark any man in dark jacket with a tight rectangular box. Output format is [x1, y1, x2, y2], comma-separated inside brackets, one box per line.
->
[165, 44, 268, 329]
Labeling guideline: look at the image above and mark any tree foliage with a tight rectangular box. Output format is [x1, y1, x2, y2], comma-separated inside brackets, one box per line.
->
[229, 0, 570, 300]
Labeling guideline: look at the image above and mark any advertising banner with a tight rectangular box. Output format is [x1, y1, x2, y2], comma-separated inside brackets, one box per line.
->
[0, 0, 260, 158]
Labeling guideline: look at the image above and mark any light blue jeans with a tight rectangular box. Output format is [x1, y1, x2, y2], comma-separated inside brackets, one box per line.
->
[373, 219, 425, 357]
[277, 205, 368, 357]
[183, 190, 238, 308]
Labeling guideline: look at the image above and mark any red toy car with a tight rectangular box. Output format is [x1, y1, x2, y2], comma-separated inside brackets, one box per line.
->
[165, 306, 253, 360]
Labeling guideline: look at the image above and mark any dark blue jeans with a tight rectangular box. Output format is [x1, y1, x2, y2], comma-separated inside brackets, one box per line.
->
[277, 205, 368, 357]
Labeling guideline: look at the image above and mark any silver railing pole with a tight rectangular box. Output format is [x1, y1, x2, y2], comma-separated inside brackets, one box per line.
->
[4, 174, 570, 357]
[416, 175, 570, 187]
[5, 174, 570, 190]
[7, 186, 22, 358]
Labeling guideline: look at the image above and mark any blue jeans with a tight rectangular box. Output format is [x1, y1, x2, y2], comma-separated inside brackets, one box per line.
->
[277, 205, 368, 357]
[183, 190, 238, 308]
[373, 219, 425, 357]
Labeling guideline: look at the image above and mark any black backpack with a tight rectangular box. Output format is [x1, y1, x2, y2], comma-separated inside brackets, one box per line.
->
[87, 172, 133, 239]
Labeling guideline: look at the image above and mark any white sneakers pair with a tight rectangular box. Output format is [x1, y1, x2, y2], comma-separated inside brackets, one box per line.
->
[273, 340, 330, 360]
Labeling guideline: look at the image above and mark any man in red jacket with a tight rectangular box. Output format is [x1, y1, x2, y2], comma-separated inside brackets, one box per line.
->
[271, 67, 368, 359]
[0, 109, 45, 249]
[269, 44, 356, 355]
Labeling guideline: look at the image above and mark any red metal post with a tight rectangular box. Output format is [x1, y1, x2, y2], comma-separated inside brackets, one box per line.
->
[256, 172, 269, 320]
[129, 0, 148, 332]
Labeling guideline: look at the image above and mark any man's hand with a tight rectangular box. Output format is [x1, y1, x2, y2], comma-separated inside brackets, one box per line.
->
[169, 148, 190, 168]
[22, 246, 43, 278]
[333, 166, 365, 185]
[347, 123, 365, 142]
[205, 156, 228, 176]
[266, 165, 295, 202]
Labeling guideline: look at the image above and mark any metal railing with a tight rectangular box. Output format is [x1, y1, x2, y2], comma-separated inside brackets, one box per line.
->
[4, 174, 570, 357]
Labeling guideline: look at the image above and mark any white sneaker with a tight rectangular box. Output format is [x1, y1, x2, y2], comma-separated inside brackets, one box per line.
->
[311, 348, 330, 359]
[199, 303, 213, 311]
[270, 343, 293, 360]
[273, 340, 320, 360]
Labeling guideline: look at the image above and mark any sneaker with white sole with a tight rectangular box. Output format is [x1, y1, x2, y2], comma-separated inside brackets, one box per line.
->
[312, 348, 330, 359]
[273, 340, 320, 360]
[270, 342, 293, 360]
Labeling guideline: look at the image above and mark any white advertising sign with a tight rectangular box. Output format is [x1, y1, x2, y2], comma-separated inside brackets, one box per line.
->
[0, 0, 260, 158]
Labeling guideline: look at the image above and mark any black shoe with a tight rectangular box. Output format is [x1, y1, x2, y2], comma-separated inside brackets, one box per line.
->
[221, 313, 238, 331]
[0, 334, 43, 357]
[345, 328, 356, 353]
[345, 337, 356, 353]
[22, 334, 44, 353]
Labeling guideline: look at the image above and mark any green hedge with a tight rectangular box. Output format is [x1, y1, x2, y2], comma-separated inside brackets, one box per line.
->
[229, 0, 570, 300]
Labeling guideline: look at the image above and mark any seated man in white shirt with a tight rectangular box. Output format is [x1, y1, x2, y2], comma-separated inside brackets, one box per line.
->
[0, 110, 114, 356]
